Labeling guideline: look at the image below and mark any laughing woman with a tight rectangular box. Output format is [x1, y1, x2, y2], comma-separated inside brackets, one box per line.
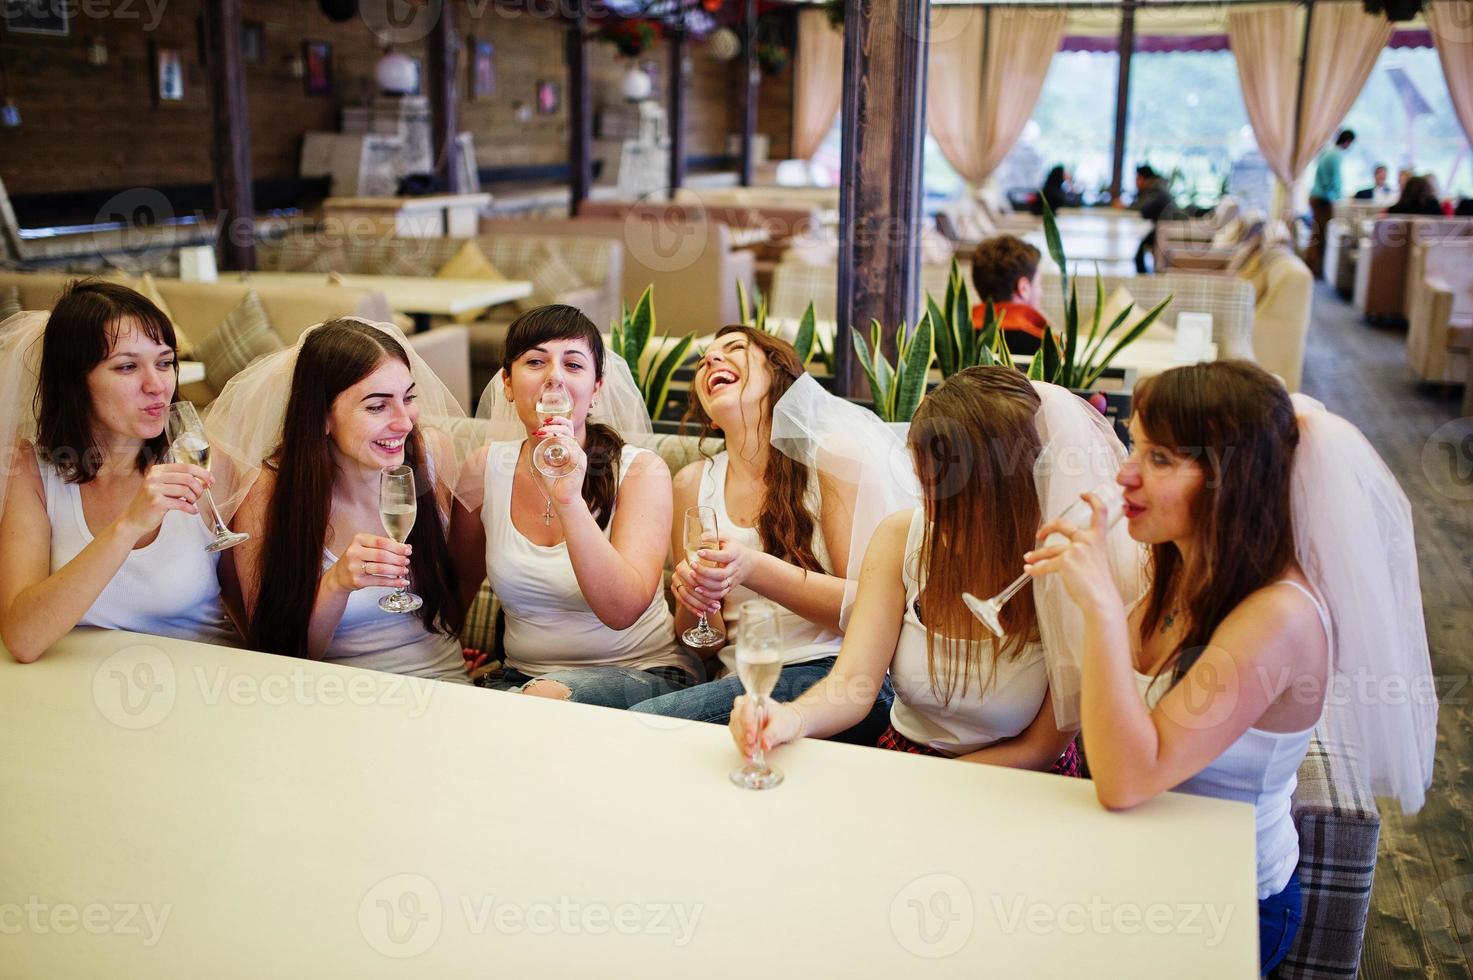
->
[448, 305, 699, 707]
[214, 318, 470, 682]
[0, 282, 237, 663]
[1024, 361, 1436, 973]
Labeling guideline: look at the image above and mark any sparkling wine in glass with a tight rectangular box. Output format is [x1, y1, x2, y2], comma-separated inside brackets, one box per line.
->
[730, 600, 784, 791]
[378, 464, 423, 614]
[532, 383, 579, 479]
[165, 402, 248, 553]
[681, 506, 724, 649]
[963, 481, 1126, 638]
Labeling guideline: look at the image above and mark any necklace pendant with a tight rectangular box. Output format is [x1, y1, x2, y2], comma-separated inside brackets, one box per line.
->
[543, 500, 553, 526]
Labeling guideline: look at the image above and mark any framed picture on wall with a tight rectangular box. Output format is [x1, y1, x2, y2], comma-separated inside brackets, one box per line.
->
[303, 40, 332, 96]
[153, 44, 185, 105]
[468, 37, 495, 100]
[536, 79, 560, 116]
[241, 21, 264, 65]
[1, 0, 69, 36]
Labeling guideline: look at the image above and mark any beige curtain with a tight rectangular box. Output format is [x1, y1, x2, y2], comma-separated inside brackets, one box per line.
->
[1291, 4, 1393, 175]
[1427, 1, 1473, 152]
[925, 7, 1067, 183]
[1227, 5, 1300, 186]
[793, 9, 845, 161]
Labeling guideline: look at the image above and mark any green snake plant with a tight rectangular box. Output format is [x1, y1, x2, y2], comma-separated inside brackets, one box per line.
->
[608, 285, 695, 421]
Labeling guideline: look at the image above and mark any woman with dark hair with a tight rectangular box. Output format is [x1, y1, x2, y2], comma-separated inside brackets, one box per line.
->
[632, 325, 918, 726]
[0, 280, 237, 663]
[218, 318, 469, 681]
[1024, 360, 1436, 973]
[1386, 175, 1443, 216]
[449, 305, 698, 707]
[1032, 165, 1079, 215]
[729, 366, 1139, 771]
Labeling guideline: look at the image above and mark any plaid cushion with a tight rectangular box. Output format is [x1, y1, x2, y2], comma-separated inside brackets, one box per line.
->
[195, 289, 284, 394]
[516, 244, 584, 313]
[460, 581, 500, 661]
[1269, 733, 1381, 980]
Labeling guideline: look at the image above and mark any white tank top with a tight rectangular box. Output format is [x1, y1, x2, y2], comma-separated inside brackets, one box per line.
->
[37, 453, 237, 645]
[889, 508, 1049, 755]
[698, 452, 843, 677]
[482, 440, 695, 678]
[1135, 579, 1328, 899]
[318, 548, 469, 683]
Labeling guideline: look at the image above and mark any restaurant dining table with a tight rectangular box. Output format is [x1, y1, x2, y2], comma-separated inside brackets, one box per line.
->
[0, 629, 1258, 978]
[234, 271, 532, 333]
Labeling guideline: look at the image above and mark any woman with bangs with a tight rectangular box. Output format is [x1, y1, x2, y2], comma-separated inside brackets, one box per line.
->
[730, 366, 1140, 772]
[1025, 360, 1436, 973]
[448, 305, 699, 706]
[633, 324, 917, 727]
[220, 318, 470, 681]
[0, 280, 237, 663]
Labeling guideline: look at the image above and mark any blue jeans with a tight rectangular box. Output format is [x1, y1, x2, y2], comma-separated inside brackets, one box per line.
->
[631, 655, 881, 726]
[1259, 869, 1303, 975]
[483, 665, 693, 709]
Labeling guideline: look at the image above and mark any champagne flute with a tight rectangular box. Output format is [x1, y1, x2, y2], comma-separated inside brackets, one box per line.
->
[378, 464, 423, 614]
[963, 481, 1126, 638]
[532, 382, 579, 479]
[681, 506, 724, 649]
[165, 402, 248, 553]
[730, 600, 785, 790]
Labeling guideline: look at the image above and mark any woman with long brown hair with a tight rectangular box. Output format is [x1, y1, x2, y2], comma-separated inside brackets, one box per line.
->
[631, 324, 917, 726]
[448, 305, 698, 707]
[730, 366, 1139, 770]
[1024, 360, 1435, 973]
[215, 318, 469, 681]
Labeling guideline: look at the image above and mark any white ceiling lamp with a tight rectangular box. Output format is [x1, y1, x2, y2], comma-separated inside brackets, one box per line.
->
[375, 49, 419, 96]
[620, 64, 653, 102]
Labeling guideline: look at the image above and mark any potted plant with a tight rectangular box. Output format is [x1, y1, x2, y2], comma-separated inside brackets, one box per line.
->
[600, 19, 662, 59]
[608, 285, 696, 422]
[849, 316, 934, 424]
[756, 42, 789, 77]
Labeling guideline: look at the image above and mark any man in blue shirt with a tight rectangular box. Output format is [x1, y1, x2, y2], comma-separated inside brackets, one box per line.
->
[1307, 129, 1355, 278]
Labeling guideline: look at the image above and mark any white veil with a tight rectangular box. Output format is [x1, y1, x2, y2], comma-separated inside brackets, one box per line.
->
[769, 372, 922, 629]
[1031, 381, 1146, 730]
[1289, 393, 1436, 813]
[0, 311, 49, 520]
[203, 316, 467, 522]
[455, 351, 651, 513]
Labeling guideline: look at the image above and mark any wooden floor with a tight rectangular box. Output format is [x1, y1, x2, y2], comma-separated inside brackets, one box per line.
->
[1297, 282, 1473, 979]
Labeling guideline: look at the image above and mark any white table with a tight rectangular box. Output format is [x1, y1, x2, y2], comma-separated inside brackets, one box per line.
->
[235, 272, 532, 332]
[0, 631, 1258, 977]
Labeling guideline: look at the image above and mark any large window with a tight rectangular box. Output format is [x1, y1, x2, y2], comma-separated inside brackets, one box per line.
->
[994, 49, 1121, 204]
[1340, 44, 1471, 202]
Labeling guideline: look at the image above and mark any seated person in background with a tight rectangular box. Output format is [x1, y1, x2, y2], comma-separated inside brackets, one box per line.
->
[1456, 198, 1473, 218]
[0, 281, 240, 663]
[1129, 165, 1176, 274]
[1031, 166, 1082, 216]
[1387, 175, 1443, 217]
[969, 236, 1051, 356]
[1353, 164, 1397, 205]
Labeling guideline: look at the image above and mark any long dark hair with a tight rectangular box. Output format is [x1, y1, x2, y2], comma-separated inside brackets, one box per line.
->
[37, 279, 177, 481]
[502, 305, 624, 530]
[684, 325, 824, 573]
[1131, 360, 1299, 681]
[249, 320, 463, 657]
[908, 366, 1042, 702]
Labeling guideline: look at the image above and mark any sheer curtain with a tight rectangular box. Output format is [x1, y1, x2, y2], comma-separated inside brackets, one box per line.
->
[1291, 3, 1393, 175]
[1427, 1, 1473, 151]
[792, 9, 844, 161]
[926, 7, 1067, 183]
[1227, 5, 1300, 186]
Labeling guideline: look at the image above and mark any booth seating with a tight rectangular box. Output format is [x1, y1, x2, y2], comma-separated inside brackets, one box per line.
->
[1406, 239, 1473, 385]
[1353, 217, 1473, 321]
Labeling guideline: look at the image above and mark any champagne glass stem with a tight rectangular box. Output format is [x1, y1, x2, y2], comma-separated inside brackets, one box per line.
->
[696, 611, 710, 634]
[994, 571, 1031, 607]
[752, 695, 767, 770]
[198, 488, 230, 537]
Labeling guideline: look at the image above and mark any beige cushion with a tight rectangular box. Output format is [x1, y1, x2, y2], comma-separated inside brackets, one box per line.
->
[1097, 285, 1174, 342]
[1210, 217, 1244, 251]
[138, 273, 197, 358]
[437, 241, 507, 324]
[195, 289, 284, 395]
[517, 243, 583, 314]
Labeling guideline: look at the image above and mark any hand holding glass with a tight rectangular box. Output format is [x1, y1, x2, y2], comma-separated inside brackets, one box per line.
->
[378, 464, 423, 614]
[730, 600, 784, 790]
[681, 506, 725, 648]
[532, 383, 579, 479]
[165, 402, 248, 553]
[963, 482, 1125, 638]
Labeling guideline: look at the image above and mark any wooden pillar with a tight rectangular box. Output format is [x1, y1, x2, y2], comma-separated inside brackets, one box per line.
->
[669, 30, 688, 196]
[832, 0, 930, 398]
[1291, 0, 1316, 167]
[1108, 0, 1136, 202]
[201, 0, 255, 271]
[428, 0, 462, 192]
[738, 0, 758, 187]
[567, 1, 592, 215]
